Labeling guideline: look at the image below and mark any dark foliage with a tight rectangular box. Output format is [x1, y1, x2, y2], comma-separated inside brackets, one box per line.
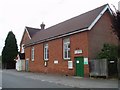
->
[112, 10, 120, 41]
[97, 43, 118, 60]
[2, 31, 18, 69]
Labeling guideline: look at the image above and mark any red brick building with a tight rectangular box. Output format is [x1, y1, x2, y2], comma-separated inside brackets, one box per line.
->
[21, 4, 118, 77]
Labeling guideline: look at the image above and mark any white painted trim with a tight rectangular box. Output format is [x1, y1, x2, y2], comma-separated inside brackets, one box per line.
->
[25, 5, 113, 47]
[63, 38, 70, 59]
[88, 5, 112, 30]
[20, 27, 32, 46]
[44, 44, 49, 61]
[31, 47, 34, 61]
[25, 28, 88, 47]
[21, 44, 25, 53]
[106, 5, 113, 14]
[47, 28, 88, 42]
[25, 27, 31, 39]
[44, 59, 49, 61]
[64, 58, 71, 60]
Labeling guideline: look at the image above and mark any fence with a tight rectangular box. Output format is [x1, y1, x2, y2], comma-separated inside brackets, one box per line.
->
[90, 59, 118, 78]
[90, 59, 108, 78]
[16, 60, 25, 71]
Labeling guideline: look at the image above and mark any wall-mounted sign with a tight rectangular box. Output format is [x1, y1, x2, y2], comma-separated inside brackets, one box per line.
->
[68, 61, 73, 69]
[54, 60, 58, 64]
[26, 58, 29, 61]
[110, 61, 114, 63]
[84, 58, 88, 64]
[44, 61, 47, 66]
[74, 50, 82, 54]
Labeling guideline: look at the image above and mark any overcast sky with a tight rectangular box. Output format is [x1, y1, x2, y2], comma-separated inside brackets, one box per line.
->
[0, 0, 119, 54]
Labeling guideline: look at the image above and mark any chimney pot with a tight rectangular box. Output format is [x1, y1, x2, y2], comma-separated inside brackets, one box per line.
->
[40, 22, 45, 30]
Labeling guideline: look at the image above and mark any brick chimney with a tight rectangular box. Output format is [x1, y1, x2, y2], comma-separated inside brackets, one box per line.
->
[40, 22, 45, 30]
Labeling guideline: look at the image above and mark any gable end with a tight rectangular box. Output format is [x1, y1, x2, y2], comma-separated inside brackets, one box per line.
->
[88, 4, 113, 30]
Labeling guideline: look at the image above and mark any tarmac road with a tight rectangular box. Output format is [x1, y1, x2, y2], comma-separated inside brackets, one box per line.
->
[2, 69, 119, 89]
[2, 70, 72, 88]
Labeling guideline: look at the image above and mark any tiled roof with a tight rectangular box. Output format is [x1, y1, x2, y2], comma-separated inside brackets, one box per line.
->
[25, 4, 111, 46]
[26, 27, 40, 38]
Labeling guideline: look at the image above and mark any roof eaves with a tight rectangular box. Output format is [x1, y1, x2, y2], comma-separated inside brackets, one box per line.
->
[25, 27, 88, 47]
[20, 27, 29, 46]
[88, 4, 112, 30]
[25, 27, 32, 39]
[25, 4, 112, 47]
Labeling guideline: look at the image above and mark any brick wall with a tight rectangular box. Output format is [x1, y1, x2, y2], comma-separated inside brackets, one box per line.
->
[88, 11, 118, 60]
[70, 32, 89, 76]
[20, 30, 30, 52]
[25, 31, 89, 76]
[24, 11, 117, 77]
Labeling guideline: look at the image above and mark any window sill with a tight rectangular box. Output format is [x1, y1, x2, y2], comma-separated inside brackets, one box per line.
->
[64, 58, 71, 60]
[31, 59, 34, 61]
[44, 59, 49, 61]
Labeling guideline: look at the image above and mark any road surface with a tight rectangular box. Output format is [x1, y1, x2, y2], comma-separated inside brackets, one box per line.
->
[2, 70, 72, 88]
[2, 69, 119, 89]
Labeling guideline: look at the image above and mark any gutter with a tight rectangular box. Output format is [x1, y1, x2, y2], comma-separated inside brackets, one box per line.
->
[24, 27, 88, 47]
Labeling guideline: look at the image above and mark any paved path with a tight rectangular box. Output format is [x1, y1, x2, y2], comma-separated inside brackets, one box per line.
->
[2, 69, 119, 88]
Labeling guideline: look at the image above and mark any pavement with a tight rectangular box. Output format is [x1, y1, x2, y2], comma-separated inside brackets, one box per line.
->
[2, 69, 119, 88]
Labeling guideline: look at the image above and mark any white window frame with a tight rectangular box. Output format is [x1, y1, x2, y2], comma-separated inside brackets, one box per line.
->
[44, 44, 49, 61]
[21, 44, 24, 53]
[31, 47, 34, 61]
[63, 38, 70, 59]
